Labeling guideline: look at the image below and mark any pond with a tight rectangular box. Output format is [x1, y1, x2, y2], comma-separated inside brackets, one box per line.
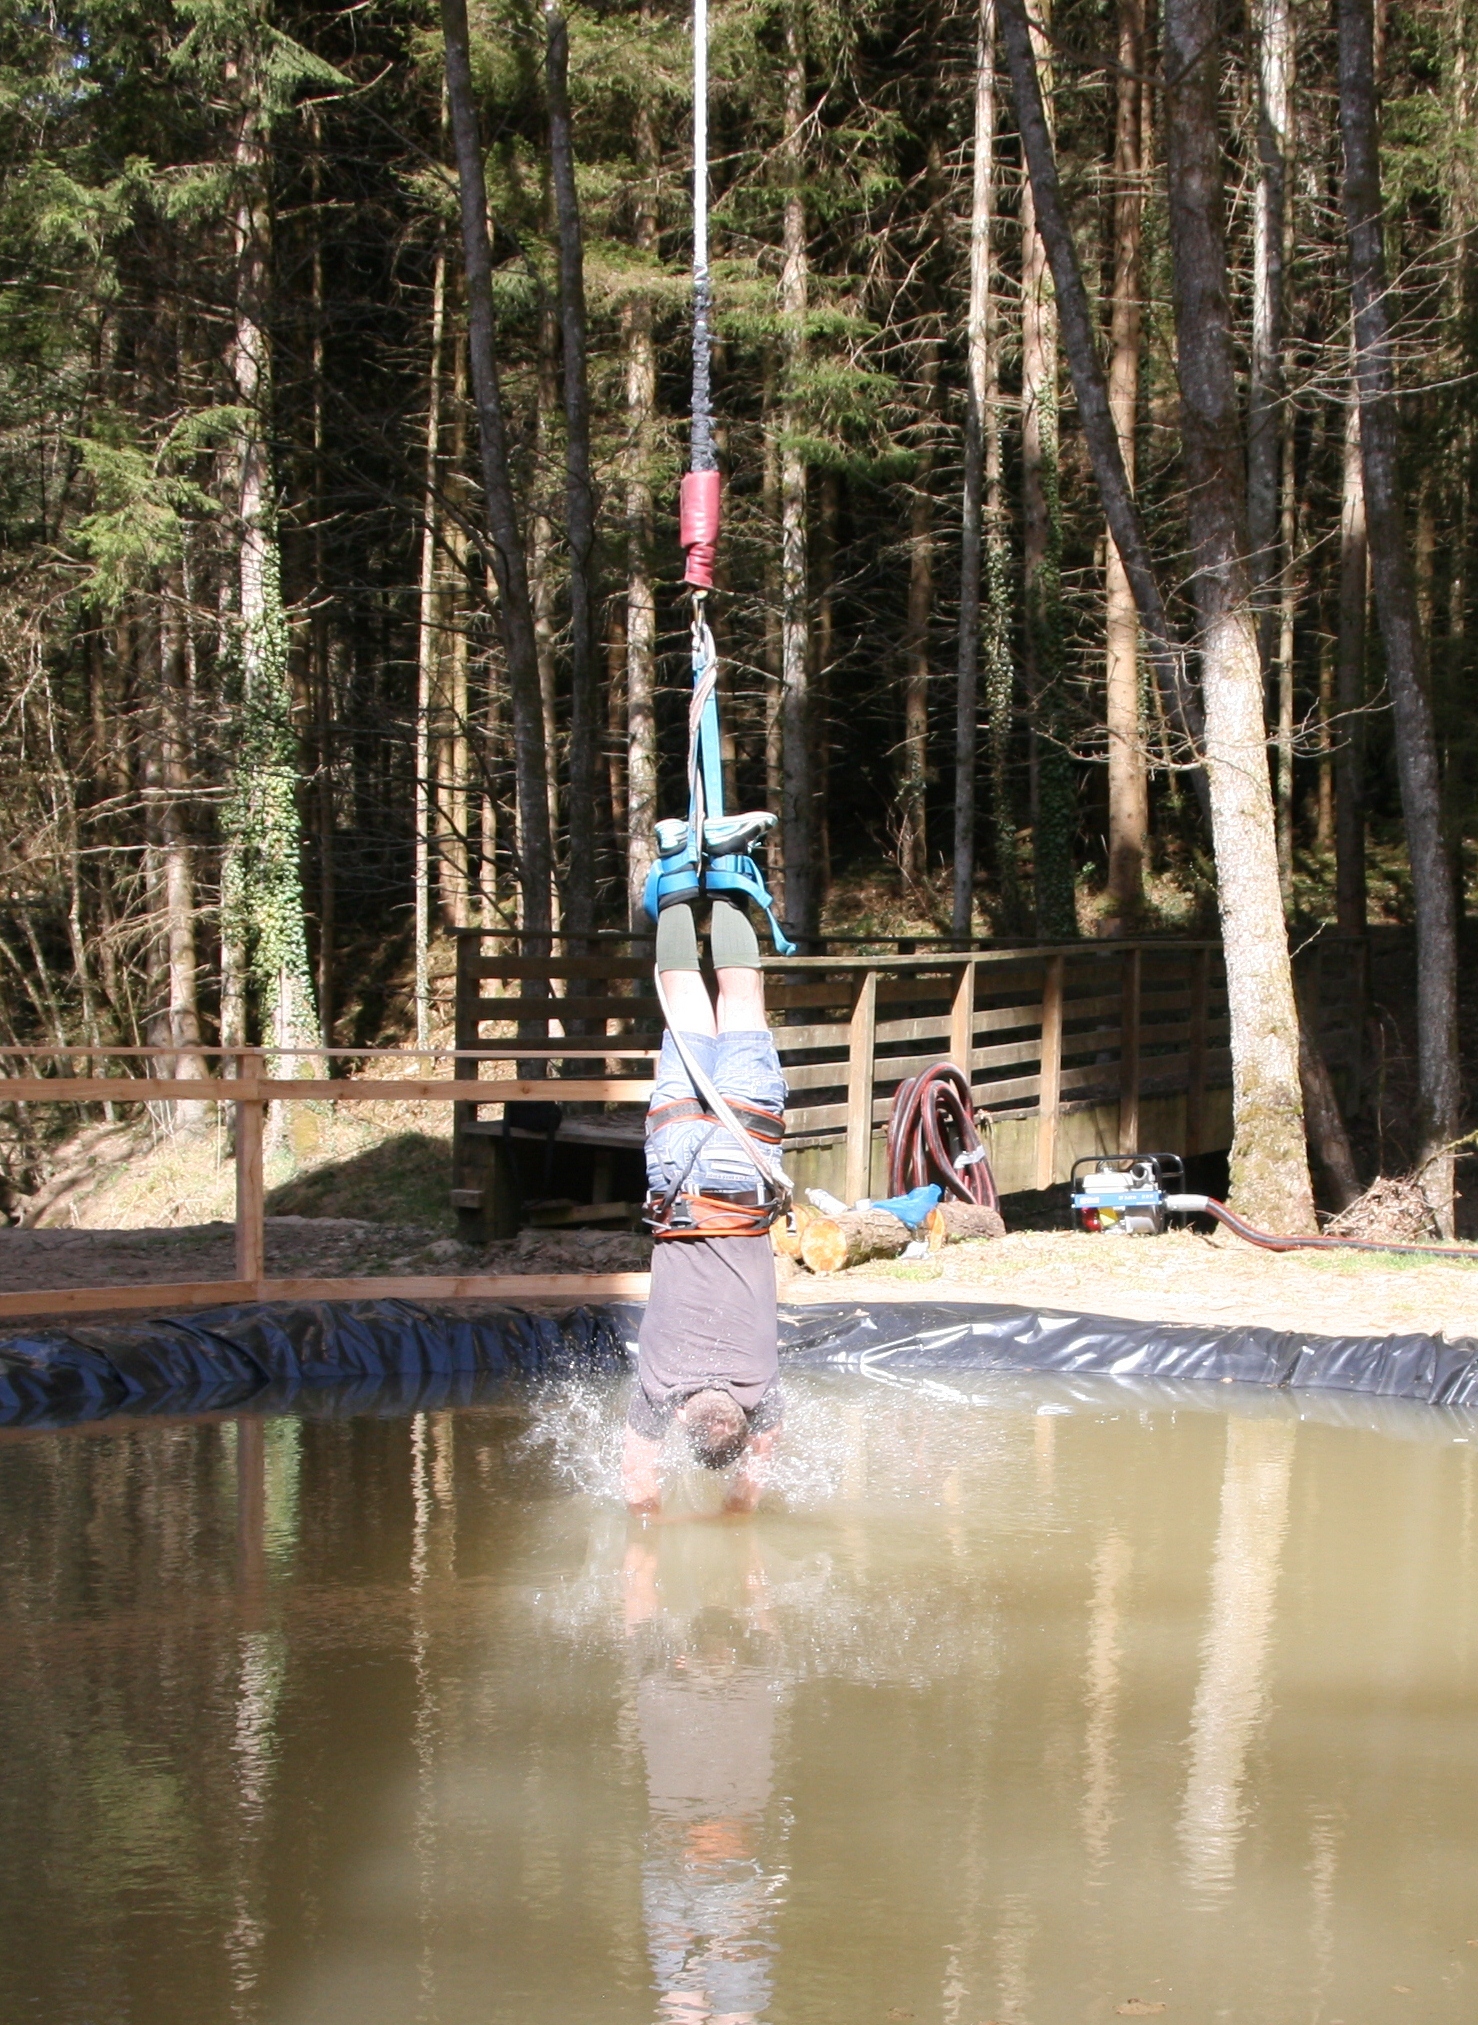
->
[1, 1370, 1476, 2023]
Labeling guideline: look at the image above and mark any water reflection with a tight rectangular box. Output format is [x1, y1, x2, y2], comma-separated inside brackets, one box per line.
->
[3, 1379, 1478, 2025]
[1177, 1416, 1295, 1904]
[623, 1531, 786, 2024]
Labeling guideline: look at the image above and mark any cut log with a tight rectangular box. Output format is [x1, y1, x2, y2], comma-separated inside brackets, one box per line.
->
[771, 1201, 816, 1260]
[927, 1201, 1007, 1244]
[800, 1207, 917, 1275]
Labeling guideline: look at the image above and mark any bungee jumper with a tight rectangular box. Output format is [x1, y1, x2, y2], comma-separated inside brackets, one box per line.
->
[622, 0, 793, 1516]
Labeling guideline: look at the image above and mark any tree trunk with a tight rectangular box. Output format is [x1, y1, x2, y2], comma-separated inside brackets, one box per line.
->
[1103, 0, 1148, 928]
[1275, 385, 1297, 901]
[441, 0, 554, 941]
[158, 579, 207, 1118]
[1339, 0, 1461, 1229]
[222, 47, 321, 1072]
[762, 357, 785, 888]
[1162, 0, 1314, 1230]
[900, 343, 939, 886]
[442, 333, 473, 932]
[814, 469, 839, 891]
[1334, 387, 1368, 934]
[545, 1, 598, 940]
[1018, 0, 1074, 939]
[952, 0, 997, 941]
[623, 73, 659, 930]
[414, 240, 447, 1047]
[778, 5, 816, 943]
[1248, 0, 1292, 645]
[997, 0, 1209, 803]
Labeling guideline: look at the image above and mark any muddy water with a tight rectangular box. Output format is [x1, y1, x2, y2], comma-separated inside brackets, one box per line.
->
[2, 1375, 1477, 2025]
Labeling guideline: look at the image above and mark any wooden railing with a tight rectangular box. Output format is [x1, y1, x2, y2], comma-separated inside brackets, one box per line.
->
[0, 1047, 656, 1320]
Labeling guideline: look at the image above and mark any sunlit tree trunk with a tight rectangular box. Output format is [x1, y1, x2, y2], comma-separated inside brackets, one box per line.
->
[952, 0, 996, 941]
[546, 0, 598, 939]
[1248, 0, 1292, 643]
[622, 66, 658, 929]
[778, 4, 816, 941]
[1163, 0, 1314, 1230]
[1019, 0, 1074, 938]
[899, 342, 939, 886]
[1103, 0, 1148, 929]
[442, 0, 554, 941]
[1340, 0, 1460, 1227]
[157, 579, 207, 1119]
[1334, 389, 1367, 933]
[414, 241, 447, 1046]
[220, 35, 321, 1075]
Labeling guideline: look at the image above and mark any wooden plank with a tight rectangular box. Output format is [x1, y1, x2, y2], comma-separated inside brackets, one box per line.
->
[949, 961, 977, 1076]
[0, 1272, 655, 1323]
[1187, 946, 1210, 1156]
[475, 995, 661, 1023]
[1119, 947, 1142, 1154]
[235, 1097, 265, 1283]
[469, 956, 653, 980]
[1036, 954, 1064, 1189]
[844, 970, 877, 1203]
[0, 1076, 659, 1106]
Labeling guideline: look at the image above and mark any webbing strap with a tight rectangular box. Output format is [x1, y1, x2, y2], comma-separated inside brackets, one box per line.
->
[646, 1190, 780, 1241]
[647, 1095, 786, 1145]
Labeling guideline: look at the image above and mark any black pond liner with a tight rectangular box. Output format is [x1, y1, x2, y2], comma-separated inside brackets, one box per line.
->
[4, 1296, 1478, 1432]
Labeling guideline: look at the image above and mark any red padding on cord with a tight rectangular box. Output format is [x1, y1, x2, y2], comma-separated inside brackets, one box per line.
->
[679, 469, 722, 588]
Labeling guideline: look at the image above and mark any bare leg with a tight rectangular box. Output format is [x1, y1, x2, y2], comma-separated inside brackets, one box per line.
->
[656, 901, 716, 1037]
[715, 967, 766, 1032]
[661, 969, 716, 1036]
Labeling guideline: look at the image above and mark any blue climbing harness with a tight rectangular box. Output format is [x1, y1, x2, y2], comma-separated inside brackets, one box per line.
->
[641, 607, 796, 955]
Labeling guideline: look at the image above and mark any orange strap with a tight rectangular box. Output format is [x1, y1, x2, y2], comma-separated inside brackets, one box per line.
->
[646, 1190, 780, 1240]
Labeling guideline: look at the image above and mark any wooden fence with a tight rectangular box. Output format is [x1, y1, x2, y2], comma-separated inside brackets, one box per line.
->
[451, 933, 1260, 1225]
[0, 931, 1364, 1317]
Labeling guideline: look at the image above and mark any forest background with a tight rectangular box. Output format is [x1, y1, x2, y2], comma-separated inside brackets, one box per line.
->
[1, 0, 1475, 1227]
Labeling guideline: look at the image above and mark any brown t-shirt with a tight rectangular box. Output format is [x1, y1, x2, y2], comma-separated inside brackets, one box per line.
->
[629, 1231, 780, 1436]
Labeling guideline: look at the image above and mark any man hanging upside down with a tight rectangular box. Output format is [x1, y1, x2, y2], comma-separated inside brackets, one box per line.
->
[622, 893, 787, 1517]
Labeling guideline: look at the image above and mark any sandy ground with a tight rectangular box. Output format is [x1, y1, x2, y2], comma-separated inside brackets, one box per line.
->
[0, 1219, 652, 1296]
[4, 1221, 1478, 1343]
[793, 1227, 1478, 1342]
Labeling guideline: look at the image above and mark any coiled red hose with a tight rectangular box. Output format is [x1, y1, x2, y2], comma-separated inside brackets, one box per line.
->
[1200, 1195, 1478, 1263]
[886, 1062, 999, 1211]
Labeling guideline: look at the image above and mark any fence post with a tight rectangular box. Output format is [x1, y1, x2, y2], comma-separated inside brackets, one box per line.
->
[1186, 946, 1210, 1157]
[949, 960, 977, 1083]
[234, 1052, 265, 1287]
[844, 968, 878, 1203]
[1119, 947, 1141, 1154]
[1036, 955, 1064, 1190]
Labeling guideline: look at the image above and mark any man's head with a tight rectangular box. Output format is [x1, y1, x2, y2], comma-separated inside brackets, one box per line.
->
[679, 1387, 749, 1470]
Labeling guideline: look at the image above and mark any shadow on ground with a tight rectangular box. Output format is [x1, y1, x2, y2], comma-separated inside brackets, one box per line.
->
[265, 1131, 453, 1230]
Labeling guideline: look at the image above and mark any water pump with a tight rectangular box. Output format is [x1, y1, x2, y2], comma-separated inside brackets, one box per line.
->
[1070, 1154, 1188, 1236]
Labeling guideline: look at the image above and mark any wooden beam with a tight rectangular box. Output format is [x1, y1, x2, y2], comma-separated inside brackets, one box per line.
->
[844, 969, 878, 1203]
[1118, 946, 1141, 1155]
[1035, 955, 1064, 1190]
[0, 1271, 654, 1323]
[949, 960, 977, 1081]
[0, 1077, 657, 1105]
[235, 1096, 264, 1283]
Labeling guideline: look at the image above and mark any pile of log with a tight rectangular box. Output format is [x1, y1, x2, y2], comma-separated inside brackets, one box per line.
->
[775, 1198, 1005, 1275]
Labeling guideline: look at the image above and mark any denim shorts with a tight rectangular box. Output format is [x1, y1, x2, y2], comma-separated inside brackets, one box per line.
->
[645, 1030, 787, 1199]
